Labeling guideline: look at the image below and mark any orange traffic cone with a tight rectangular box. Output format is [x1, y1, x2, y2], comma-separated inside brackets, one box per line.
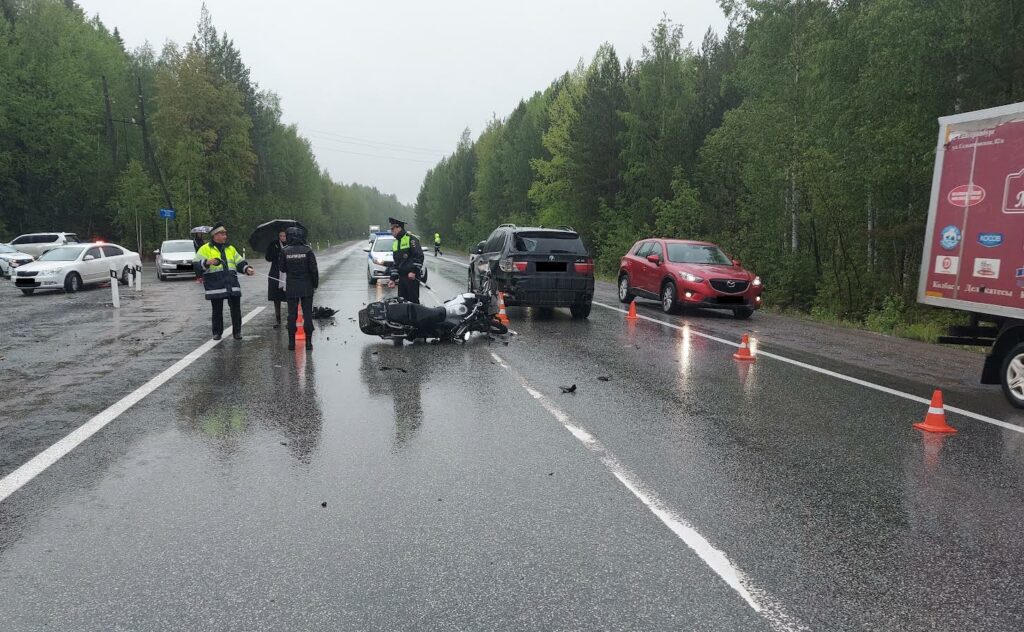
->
[626, 300, 638, 320]
[295, 304, 306, 341]
[733, 334, 756, 362]
[497, 292, 510, 325]
[913, 390, 956, 434]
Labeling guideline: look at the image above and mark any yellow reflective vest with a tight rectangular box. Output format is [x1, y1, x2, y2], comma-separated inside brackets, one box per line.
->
[194, 242, 249, 299]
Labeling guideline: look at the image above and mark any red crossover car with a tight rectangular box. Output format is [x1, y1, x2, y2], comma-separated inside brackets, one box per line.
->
[618, 239, 763, 318]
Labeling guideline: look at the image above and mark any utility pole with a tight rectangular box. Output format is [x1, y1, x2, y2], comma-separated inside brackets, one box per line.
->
[136, 76, 173, 211]
[102, 75, 117, 166]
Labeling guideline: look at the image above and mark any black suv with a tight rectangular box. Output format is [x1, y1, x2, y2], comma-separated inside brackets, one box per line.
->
[468, 224, 595, 318]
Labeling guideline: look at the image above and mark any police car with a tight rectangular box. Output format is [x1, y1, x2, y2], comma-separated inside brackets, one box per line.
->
[364, 231, 428, 285]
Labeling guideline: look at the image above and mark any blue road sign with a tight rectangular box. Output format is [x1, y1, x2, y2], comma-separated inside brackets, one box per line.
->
[159, 208, 176, 219]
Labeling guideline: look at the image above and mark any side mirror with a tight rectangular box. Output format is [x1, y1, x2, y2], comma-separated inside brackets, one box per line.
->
[83, 255, 95, 261]
[732, 259, 741, 267]
[646, 254, 661, 265]
[362, 246, 371, 252]
[474, 241, 485, 255]
[153, 250, 160, 255]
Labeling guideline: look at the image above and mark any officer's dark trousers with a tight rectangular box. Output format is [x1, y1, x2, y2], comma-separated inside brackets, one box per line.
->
[287, 296, 315, 335]
[398, 276, 420, 304]
[211, 296, 242, 335]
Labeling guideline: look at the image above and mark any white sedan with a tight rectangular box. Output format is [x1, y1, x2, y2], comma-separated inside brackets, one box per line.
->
[12, 242, 142, 295]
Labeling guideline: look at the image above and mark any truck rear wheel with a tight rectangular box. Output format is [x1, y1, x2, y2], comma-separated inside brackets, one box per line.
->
[1001, 342, 1024, 409]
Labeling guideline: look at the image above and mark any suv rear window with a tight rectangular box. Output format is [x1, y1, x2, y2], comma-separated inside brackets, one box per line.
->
[64, 234, 80, 243]
[512, 232, 587, 255]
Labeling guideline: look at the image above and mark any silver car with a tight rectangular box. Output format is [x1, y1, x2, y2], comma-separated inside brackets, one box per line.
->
[154, 239, 198, 280]
[365, 234, 428, 285]
[0, 244, 34, 278]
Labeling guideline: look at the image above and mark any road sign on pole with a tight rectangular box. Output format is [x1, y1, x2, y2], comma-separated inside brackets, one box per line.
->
[159, 208, 175, 241]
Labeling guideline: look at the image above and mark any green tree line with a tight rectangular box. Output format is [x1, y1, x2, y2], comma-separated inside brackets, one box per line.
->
[415, 0, 1024, 320]
[0, 0, 408, 254]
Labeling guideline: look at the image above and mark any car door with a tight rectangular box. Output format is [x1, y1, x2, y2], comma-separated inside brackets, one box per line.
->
[102, 245, 126, 274]
[477, 229, 505, 287]
[631, 241, 653, 294]
[81, 246, 105, 283]
[645, 241, 665, 292]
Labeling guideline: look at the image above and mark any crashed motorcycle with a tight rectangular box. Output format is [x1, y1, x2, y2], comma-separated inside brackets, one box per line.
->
[358, 284, 508, 342]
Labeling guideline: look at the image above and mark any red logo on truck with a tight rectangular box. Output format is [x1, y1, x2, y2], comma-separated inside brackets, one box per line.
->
[948, 184, 986, 207]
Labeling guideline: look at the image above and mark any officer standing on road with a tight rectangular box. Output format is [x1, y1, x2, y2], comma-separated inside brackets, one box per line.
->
[279, 226, 319, 350]
[194, 222, 255, 340]
[387, 217, 424, 304]
[433, 232, 442, 257]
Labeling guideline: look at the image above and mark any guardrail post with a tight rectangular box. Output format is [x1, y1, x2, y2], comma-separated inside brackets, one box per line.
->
[109, 263, 120, 309]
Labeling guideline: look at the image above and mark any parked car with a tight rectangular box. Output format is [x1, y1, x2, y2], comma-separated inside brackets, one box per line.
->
[618, 239, 763, 318]
[469, 224, 594, 319]
[364, 231, 428, 285]
[154, 239, 198, 280]
[12, 242, 141, 295]
[0, 244, 34, 278]
[7, 232, 81, 257]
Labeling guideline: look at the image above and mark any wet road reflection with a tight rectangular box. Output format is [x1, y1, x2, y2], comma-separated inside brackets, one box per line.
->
[360, 344, 426, 451]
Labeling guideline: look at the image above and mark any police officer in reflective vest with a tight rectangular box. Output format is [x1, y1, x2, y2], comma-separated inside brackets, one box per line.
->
[386, 217, 424, 304]
[194, 222, 255, 340]
[278, 227, 319, 350]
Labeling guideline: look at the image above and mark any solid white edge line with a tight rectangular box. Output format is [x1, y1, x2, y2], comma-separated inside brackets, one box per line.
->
[592, 301, 1024, 435]
[436, 257, 1021, 432]
[0, 306, 266, 504]
[489, 350, 807, 632]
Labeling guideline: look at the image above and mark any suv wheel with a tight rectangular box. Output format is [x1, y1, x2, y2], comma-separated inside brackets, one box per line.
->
[120, 266, 131, 285]
[570, 301, 592, 319]
[618, 274, 634, 304]
[367, 270, 376, 285]
[1001, 342, 1024, 409]
[661, 282, 679, 314]
[733, 307, 754, 320]
[64, 272, 83, 293]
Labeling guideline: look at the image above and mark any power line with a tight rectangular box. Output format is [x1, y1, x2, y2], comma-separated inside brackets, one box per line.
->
[310, 144, 440, 164]
[305, 132, 445, 157]
[303, 127, 448, 153]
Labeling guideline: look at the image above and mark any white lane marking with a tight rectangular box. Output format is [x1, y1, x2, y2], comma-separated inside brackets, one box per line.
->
[0, 307, 266, 504]
[593, 301, 1024, 434]
[489, 351, 807, 632]
[434, 256, 1017, 430]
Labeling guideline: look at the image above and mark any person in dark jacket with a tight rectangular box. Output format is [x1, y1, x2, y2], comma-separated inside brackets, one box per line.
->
[278, 226, 319, 350]
[386, 217, 424, 304]
[265, 230, 287, 328]
[193, 222, 255, 340]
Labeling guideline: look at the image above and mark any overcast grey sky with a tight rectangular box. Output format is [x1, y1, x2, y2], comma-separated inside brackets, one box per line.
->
[78, 1, 729, 204]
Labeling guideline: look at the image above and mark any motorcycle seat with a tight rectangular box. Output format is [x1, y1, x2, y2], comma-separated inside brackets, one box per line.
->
[386, 302, 448, 327]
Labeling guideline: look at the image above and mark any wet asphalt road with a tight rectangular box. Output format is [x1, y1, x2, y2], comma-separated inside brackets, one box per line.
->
[1, 246, 1024, 630]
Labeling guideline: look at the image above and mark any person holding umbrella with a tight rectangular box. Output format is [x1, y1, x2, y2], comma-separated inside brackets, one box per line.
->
[265, 229, 287, 328]
[278, 227, 319, 350]
[194, 222, 255, 340]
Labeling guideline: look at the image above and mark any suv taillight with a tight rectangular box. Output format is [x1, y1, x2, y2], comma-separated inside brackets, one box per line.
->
[501, 257, 528, 273]
[574, 258, 594, 275]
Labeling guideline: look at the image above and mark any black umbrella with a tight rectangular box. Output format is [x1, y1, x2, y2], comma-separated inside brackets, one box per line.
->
[249, 219, 306, 253]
